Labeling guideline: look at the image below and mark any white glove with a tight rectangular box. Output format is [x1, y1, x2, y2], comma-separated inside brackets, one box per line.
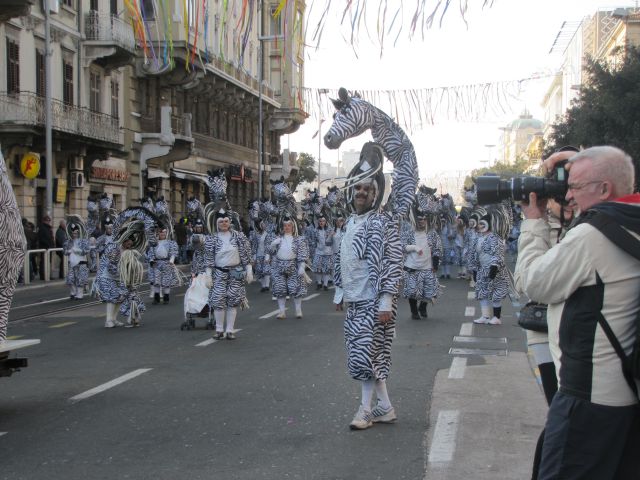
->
[270, 238, 281, 248]
[297, 263, 306, 276]
[245, 264, 254, 284]
[204, 274, 213, 289]
[169, 256, 175, 265]
[265, 254, 271, 263]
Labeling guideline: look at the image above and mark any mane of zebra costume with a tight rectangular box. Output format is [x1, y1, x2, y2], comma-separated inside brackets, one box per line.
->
[0, 147, 27, 342]
[86, 196, 100, 236]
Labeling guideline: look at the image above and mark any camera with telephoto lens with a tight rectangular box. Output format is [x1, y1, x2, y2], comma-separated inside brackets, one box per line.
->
[475, 145, 579, 205]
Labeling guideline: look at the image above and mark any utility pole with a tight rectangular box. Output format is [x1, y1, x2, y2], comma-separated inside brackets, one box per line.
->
[44, 0, 54, 222]
[316, 89, 328, 192]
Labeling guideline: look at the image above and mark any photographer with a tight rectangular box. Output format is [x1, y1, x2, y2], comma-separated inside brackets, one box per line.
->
[515, 146, 640, 480]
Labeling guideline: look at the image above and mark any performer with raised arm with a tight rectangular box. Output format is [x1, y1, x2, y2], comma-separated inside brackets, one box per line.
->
[64, 216, 91, 300]
[325, 88, 418, 430]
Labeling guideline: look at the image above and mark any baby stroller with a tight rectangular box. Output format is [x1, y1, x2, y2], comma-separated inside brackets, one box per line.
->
[182, 273, 214, 330]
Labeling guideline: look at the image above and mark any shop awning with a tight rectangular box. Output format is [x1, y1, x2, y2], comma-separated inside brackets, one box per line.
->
[171, 168, 209, 183]
[147, 167, 170, 179]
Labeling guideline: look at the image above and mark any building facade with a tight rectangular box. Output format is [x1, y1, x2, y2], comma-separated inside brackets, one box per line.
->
[0, 0, 306, 226]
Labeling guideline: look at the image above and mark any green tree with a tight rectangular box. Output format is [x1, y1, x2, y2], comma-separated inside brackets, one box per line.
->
[288, 152, 318, 192]
[464, 155, 536, 189]
[545, 46, 640, 191]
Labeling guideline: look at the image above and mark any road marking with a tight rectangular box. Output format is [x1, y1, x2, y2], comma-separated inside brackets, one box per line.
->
[448, 357, 466, 379]
[453, 336, 508, 344]
[11, 297, 72, 310]
[448, 348, 507, 356]
[459, 323, 472, 336]
[69, 368, 152, 403]
[260, 309, 286, 319]
[428, 410, 460, 463]
[464, 306, 475, 317]
[6, 335, 23, 340]
[303, 293, 320, 301]
[49, 321, 77, 329]
[195, 338, 217, 347]
[0, 432, 7, 437]
[467, 291, 475, 300]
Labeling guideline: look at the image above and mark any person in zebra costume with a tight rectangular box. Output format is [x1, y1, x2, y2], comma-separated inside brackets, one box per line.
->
[64, 217, 91, 300]
[97, 208, 156, 328]
[312, 215, 334, 290]
[150, 226, 179, 305]
[0, 146, 26, 343]
[331, 214, 346, 310]
[190, 218, 207, 278]
[401, 204, 443, 320]
[325, 87, 418, 430]
[267, 214, 309, 319]
[439, 215, 456, 279]
[204, 209, 253, 340]
[471, 206, 510, 325]
[250, 219, 273, 292]
[140, 197, 157, 299]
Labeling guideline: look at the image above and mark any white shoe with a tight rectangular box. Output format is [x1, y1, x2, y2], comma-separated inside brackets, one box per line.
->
[469, 280, 476, 288]
[295, 310, 303, 319]
[488, 316, 502, 325]
[349, 406, 373, 430]
[371, 403, 397, 423]
[276, 311, 286, 320]
[473, 316, 490, 324]
[104, 320, 115, 328]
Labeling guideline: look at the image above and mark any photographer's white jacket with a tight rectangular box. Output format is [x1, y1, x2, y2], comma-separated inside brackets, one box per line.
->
[515, 196, 640, 407]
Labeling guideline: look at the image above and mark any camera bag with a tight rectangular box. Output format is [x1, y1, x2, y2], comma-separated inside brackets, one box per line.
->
[584, 211, 640, 398]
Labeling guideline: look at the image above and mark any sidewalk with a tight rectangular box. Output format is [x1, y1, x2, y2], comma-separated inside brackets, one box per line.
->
[425, 350, 547, 479]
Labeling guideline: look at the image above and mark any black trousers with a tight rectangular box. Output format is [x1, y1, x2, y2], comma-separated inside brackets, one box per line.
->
[538, 391, 640, 479]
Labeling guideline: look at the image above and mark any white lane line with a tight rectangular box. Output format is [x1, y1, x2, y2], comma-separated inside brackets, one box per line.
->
[69, 368, 152, 403]
[448, 357, 467, 379]
[260, 309, 286, 319]
[195, 338, 216, 347]
[0, 432, 7, 437]
[459, 323, 472, 336]
[467, 291, 475, 300]
[428, 410, 460, 463]
[464, 306, 475, 317]
[303, 293, 320, 301]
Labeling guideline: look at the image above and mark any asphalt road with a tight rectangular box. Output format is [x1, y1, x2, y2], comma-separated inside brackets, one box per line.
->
[1, 273, 529, 480]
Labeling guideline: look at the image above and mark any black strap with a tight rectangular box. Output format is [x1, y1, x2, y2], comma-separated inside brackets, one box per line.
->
[586, 212, 640, 398]
[597, 315, 638, 397]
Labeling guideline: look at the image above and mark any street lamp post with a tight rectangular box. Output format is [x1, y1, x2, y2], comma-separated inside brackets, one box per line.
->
[44, 0, 54, 222]
[316, 89, 328, 192]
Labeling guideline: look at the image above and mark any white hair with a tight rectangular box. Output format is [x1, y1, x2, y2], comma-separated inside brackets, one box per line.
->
[570, 146, 635, 196]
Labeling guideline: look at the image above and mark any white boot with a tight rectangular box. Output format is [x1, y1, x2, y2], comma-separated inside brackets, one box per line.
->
[225, 307, 237, 339]
[294, 298, 303, 318]
[104, 303, 115, 328]
[473, 304, 492, 324]
[213, 309, 225, 338]
[276, 298, 286, 319]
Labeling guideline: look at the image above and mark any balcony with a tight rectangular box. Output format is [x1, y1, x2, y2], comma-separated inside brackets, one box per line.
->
[0, 0, 34, 23]
[83, 12, 137, 69]
[0, 92, 121, 146]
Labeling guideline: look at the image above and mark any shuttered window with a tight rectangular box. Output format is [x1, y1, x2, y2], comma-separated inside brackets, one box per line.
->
[36, 50, 45, 97]
[63, 61, 74, 105]
[6, 39, 20, 94]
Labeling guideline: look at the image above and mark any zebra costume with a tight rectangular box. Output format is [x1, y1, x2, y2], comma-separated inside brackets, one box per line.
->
[250, 225, 274, 291]
[64, 219, 91, 300]
[400, 219, 441, 318]
[324, 88, 417, 428]
[331, 218, 346, 308]
[268, 232, 309, 317]
[150, 235, 179, 304]
[204, 216, 253, 339]
[312, 223, 334, 289]
[0, 147, 26, 342]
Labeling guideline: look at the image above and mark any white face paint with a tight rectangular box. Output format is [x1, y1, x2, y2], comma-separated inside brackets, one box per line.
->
[478, 220, 489, 233]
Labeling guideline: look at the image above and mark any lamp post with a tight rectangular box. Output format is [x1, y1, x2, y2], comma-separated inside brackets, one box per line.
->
[257, 0, 283, 200]
[316, 88, 328, 192]
[44, 0, 54, 222]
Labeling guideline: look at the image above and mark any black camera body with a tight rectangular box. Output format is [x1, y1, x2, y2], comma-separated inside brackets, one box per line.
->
[476, 161, 569, 205]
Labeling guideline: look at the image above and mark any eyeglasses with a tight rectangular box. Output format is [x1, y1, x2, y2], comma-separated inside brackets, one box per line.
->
[567, 180, 602, 192]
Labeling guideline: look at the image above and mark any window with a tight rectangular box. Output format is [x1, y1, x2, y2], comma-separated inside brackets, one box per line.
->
[63, 61, 74, 105]
[90, 71, 101, 112]
[142, 1, 155, 20]
[90, 0, 98, 11]
[110, 0, 118, 15]
[269, 5, 282, 35]
[110, 79, 119, 118]
[6, 39, 20, 94]
[36, 50, 45, 97]
[62, 0, 74, 7]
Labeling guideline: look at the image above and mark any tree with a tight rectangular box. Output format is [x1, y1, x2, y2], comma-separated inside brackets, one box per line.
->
[288, 152, 318, 193]
[545, 46, 640, 191]
[464, 155, 537, 189]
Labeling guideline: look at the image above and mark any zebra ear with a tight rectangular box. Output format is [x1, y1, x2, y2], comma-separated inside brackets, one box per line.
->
[338, 87, 350, 104]
[331, 97, 346, 110]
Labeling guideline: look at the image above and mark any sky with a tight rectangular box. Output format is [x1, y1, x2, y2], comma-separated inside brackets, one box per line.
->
[284, 0, 637, 192]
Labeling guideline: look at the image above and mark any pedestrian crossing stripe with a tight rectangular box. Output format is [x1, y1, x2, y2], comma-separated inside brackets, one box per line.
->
[49, 321, 77, 329]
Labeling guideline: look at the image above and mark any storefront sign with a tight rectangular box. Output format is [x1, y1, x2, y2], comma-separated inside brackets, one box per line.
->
[55, 178, 67, 203]
[90, 157, 129, 184]
[20, 152, 41, 180]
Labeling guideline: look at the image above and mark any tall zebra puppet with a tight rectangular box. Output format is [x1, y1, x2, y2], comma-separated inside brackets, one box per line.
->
[323, 88, 418, 430]
[206, 169, 242, 232]
[0, 147, 26, 342]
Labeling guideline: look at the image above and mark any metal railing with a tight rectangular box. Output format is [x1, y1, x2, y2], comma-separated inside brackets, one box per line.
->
[85, 12, 136, 53]
[0, 92, 121, 145]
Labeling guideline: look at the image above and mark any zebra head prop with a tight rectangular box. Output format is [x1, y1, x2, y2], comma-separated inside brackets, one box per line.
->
[186, 196, 203, 223]
[206, 169, 230, 210]
[324, 88, 375, 150]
